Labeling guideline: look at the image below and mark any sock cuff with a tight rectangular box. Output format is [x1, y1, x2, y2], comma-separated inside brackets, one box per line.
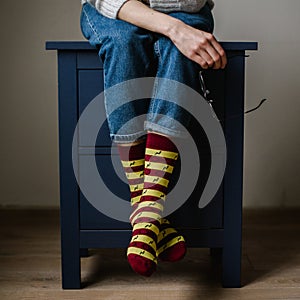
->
[117, 141, 146, 161]
[146, 133, 178, 153]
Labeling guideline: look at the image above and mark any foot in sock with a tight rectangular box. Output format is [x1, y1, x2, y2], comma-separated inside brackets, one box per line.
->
[141, 133, 186, 262]
[127, 200, 162, 276]
[118, 133, 182, 276]
[157, 218, 186, 262]
[118, 140, 159, 276]
[128, 132, 180, 275]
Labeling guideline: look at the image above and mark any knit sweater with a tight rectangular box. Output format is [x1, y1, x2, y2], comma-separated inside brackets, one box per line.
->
[81, 0, 214, 19]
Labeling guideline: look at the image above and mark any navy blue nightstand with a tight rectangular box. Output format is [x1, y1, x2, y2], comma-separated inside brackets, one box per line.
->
[46, 41, 258, 289]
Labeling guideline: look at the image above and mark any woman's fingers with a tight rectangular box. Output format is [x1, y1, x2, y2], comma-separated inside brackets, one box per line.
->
[197, 49, 216, 68]
[169, 23, 227, 69]
[190, 52, 209, 69]
[201, 33, 227, 69]
[204, 33, 227, 69]
[190, 32, 227, 69]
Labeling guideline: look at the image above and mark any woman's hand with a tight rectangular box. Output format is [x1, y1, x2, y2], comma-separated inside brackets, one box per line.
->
[118, 0, 227, 69]
[167, 20, 227, 69]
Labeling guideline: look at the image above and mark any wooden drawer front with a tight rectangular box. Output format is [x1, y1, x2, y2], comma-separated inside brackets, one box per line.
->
[79, 153, 131, 229]
[168, 153, 224, 229]
[78, 70, 112, 147]
[79, 152, 223, 230]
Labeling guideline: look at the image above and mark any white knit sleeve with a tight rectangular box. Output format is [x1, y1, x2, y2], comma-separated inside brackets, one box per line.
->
[81, 0, 129, 19]
[149, 0, 214, 12]
[81, 0, 214, 18]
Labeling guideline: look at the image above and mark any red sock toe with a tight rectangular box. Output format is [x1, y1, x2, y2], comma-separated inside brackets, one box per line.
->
[157, 219, 186, 262]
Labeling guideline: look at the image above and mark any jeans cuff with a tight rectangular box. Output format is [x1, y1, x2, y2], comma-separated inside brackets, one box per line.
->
[110, 130, 147, 144]
[144, 121, 189, 139]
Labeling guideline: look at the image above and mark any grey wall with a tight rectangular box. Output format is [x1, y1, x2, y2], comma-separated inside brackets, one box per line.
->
[0, 0, 299, 208]
[214, 0, 300, 207]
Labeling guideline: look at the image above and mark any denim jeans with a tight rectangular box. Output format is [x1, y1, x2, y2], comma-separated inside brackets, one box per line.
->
[80, 2, 214, 143]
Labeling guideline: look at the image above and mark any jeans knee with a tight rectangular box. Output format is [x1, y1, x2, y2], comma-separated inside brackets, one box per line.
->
[154, 37, 201, 90]
[156, 37, 193, 67]
[99, 26, 155, 74]
[110, 26, 152, 53]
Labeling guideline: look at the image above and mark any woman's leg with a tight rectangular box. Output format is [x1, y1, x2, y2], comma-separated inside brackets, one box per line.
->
[81, 3, 158, 276]
[81, 4, 174, 276]
[136, 132, 186, 263]
[80, 2, 156, 143]
[140, 5, 215, 262]
[145, 4, 215, 137]
[80, 3, 214, 276]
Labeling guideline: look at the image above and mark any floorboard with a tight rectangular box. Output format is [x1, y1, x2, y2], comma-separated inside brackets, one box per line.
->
[0, 208, 299, 300]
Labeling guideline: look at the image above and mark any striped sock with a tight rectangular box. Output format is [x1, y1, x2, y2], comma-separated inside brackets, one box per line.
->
[157, 218, 186, 262]
[118, 140, 145, 204]
[118, 140, 159, 276]
[118, 135, 186, 276]
[127, 133, 186, 275]
[141, 133, 186, 262]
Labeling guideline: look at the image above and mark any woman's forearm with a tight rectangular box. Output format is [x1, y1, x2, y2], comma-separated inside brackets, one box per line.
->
[118, 0, 227, 69]
[117, 0, 182, 38]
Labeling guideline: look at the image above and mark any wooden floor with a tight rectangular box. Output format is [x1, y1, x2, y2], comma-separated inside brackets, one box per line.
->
[0, 209, 299, 300]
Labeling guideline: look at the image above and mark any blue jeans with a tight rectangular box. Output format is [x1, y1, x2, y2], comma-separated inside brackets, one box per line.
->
[80, 2, 214, 143]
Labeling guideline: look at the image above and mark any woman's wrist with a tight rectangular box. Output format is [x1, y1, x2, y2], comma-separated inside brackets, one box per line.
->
[161, 17, 185, 40]
[118, 0, 185, 38]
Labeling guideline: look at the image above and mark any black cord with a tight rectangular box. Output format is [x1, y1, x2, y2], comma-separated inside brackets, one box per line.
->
[199, 54, 266, 123]
[213, 98, 267, 123]
[245, 98, 267, 114]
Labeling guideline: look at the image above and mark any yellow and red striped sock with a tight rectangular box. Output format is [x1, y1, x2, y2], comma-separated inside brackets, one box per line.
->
[141, 133, 186, 262]
[118, 140, 145, 203]
[118, 134, 186, 276]
[157, 218, 186, 262]
[118, 140, 159, 276]
[128, 133, 186, 275]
